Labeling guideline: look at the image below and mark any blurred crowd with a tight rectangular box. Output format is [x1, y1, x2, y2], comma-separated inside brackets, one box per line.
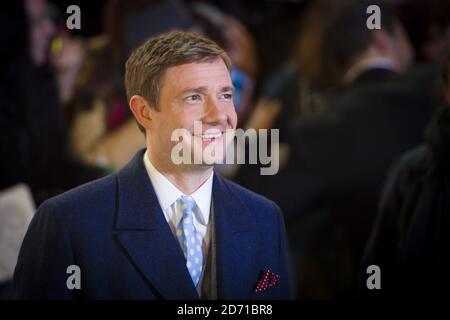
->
[1, 0, 449, 299]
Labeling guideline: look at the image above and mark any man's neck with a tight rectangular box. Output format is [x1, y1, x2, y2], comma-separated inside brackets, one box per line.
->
[344, 49, 397, 84]
[147, 151, 213, 195]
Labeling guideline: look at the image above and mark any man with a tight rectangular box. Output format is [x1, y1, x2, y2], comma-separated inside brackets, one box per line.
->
[12, 31, 291, 299]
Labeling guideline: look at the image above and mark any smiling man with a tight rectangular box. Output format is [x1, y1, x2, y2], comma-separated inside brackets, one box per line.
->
[13, 31, 291, 300]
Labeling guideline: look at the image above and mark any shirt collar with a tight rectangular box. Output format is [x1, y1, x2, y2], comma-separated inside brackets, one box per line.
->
[143, 150, 212, 226]
[344, 57, 395, 84]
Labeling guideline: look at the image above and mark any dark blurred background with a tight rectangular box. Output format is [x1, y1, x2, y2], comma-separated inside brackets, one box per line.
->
[1, 0, 449, 299]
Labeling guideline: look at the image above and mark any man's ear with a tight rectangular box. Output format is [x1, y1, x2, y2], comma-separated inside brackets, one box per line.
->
[129, 95, 153, 131]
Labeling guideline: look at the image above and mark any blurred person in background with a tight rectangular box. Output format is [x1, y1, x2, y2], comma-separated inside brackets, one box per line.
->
[0, 0, 105, 205]
[397, 0, 450, 64]
[0, 0, 105, 299]
[362, 47, 450, 298]
[236, 0, 330, 186]
[237, 0, 444, 298]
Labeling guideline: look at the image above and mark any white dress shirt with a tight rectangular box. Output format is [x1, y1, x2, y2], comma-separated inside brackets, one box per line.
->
[143, 150, 213, 269]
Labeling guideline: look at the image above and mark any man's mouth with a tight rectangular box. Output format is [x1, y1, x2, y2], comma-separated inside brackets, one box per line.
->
[194, 132, 223, 141]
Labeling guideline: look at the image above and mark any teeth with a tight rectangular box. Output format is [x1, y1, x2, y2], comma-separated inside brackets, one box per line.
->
[198, 132, 222, 139]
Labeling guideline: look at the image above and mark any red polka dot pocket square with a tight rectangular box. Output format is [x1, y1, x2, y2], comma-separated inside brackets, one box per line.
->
[254, 269, 280, 293]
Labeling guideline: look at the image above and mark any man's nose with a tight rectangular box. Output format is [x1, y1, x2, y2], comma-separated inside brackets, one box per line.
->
[203, 97, 228, 125]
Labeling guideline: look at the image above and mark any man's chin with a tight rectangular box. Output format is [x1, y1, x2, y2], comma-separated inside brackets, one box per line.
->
[191, 150, 227, 166]
[191, 138, 228, 163]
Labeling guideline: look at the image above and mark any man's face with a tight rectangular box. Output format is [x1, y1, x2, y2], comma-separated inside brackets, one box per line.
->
[147, 58, 237, 168]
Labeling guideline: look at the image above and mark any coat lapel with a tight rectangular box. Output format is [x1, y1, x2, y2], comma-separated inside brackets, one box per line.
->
[213, 174, 258, 299]
[114, 150, 198, 299]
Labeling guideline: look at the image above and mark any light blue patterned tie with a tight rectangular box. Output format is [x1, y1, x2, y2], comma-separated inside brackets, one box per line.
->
[176, 196, 203, 286]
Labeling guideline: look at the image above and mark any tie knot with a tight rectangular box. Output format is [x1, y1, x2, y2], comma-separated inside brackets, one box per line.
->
[179, 195, 195, 214]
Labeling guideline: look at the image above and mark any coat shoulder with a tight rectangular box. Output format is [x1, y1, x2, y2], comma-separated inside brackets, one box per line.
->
[39, 174, 117, 222]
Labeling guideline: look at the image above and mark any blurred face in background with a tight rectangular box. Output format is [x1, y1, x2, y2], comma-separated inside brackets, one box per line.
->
[24, 0, 56, 65]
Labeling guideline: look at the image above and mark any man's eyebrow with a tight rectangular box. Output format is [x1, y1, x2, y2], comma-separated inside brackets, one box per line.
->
[179, 86, 208, 95]
[179, 86, 235, 95]
[220, 86, 235, 93]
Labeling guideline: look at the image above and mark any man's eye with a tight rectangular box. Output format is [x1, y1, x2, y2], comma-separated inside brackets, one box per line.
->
[221, 93, 233, 100]
[186, 94, 202, 102]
